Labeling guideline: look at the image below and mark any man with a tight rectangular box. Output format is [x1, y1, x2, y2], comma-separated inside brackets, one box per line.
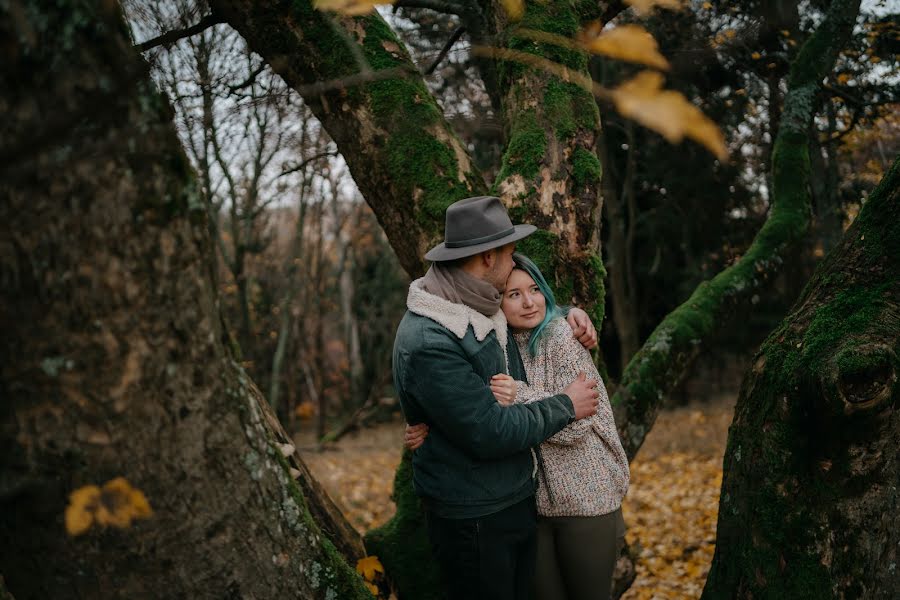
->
[392, 195, 602, 600]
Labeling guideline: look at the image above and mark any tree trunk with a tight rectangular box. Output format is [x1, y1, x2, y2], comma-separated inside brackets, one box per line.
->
[488, 0, 606, 324]
[0, 2, 367, 597]
[612, 0, 862, 461]
[703, 155, 899, 599]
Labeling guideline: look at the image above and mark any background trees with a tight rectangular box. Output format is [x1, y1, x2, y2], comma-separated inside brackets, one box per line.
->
[1, 0, 897, 598]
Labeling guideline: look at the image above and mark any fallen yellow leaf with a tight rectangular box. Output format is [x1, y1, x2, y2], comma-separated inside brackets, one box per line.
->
[356, 555, 385, 581]
[751, 51, 762, 59]
[625, 0, 683, 15]
[581, 24, 670, 70]
[610, 71, 727, 160]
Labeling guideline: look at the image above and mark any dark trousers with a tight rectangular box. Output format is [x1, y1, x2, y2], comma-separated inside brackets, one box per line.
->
[425, 496, 538, 600]
[534, 509, 624, 600]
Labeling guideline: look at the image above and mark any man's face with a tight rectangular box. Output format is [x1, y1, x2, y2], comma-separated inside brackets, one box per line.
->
[486, 243, 516, 291]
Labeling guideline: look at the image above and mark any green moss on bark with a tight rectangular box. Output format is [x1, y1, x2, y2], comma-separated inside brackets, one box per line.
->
[495, 111, 547, 183]
[571, 146, 602, 188]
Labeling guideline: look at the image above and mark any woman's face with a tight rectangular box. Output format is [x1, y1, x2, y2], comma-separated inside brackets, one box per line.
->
[502, 268, 546, 331]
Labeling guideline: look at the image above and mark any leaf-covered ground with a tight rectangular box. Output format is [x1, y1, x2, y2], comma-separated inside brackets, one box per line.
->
[298, 399, 735, 598]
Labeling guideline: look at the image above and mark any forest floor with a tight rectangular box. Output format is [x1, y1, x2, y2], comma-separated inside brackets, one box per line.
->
[297, 396, 735, 600]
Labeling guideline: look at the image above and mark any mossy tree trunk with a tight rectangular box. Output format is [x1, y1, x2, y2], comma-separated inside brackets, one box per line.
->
[489, 0, 607, 326]
[612, 0, 862, 461]
[702, 155, 900, 599]
[0, 1, 368, 598]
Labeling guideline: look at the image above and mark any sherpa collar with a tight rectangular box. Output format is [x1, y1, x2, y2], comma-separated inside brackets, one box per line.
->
[407, 278, 508, 350]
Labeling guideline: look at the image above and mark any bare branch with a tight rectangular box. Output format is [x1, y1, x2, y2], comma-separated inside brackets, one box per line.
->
[425, 26, 466, 75]
[229, 62, 267, 92]
[135, 13, 224, 53]
[294, 66, 415, 97]
[280, 151, 340, 177]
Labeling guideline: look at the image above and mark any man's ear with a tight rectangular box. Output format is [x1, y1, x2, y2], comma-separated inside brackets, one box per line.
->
[480, 248, 495, 268]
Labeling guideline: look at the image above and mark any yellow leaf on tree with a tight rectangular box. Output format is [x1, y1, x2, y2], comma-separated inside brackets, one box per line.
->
[356, 555, 385, 581]
[313, 0, 395, 16]
[702, 1, 713, 9]
[724, 28, 737, 39]
[581, 24, 670, 70]
[610, 71, 727, 160]
[625, 0, 683, 16]
[500, 0, 524, 21]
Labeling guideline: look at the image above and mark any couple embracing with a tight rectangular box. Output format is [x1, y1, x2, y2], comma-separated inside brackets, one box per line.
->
[393, 196, 629, 600]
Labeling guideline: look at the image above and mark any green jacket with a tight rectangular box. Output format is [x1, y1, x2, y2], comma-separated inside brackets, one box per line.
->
[393, 279, 575, 518]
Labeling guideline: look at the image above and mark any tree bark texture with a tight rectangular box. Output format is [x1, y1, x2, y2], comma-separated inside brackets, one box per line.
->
[612, 0, 862, 461]
[208, 0, 488, 278]
[489, 0, 607, 325]
[0, 2, 367, 598]
[702, 155, 899, 599]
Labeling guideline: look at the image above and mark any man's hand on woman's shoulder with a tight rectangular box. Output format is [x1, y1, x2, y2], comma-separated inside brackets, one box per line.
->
[566, 307, 598, 350]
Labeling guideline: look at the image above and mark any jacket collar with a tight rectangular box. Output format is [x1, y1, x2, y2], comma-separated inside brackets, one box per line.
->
[407, 278, 508, 349]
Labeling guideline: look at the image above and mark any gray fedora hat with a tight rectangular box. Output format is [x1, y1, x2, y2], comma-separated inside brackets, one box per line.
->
[425, 195, 537, 262]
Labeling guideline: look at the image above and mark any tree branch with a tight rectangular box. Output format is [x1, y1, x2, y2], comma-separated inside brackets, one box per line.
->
[135, 14, 224, 53]
[229, 62, 267, 92]
[280, 150, 339, 177]
[425, 26, 466, 75]
[612, 0, 864, 461]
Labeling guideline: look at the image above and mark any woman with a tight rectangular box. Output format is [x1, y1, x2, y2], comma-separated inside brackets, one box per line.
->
[406, 253, 629, 600]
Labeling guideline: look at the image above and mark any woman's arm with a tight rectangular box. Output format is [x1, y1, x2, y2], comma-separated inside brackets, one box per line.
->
[537, 322, 610, 446]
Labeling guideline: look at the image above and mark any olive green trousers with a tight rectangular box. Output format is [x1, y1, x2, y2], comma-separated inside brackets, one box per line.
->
[534, 508, 625, 600]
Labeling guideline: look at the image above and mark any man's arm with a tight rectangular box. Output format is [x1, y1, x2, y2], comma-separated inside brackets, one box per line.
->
[407, 342, 595, 460]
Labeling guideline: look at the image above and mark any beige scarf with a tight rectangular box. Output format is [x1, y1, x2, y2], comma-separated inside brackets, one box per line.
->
[421, 262, 502, 316]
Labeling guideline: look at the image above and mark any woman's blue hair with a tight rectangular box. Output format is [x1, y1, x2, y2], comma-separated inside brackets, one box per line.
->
[511, 253, 567, 357]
